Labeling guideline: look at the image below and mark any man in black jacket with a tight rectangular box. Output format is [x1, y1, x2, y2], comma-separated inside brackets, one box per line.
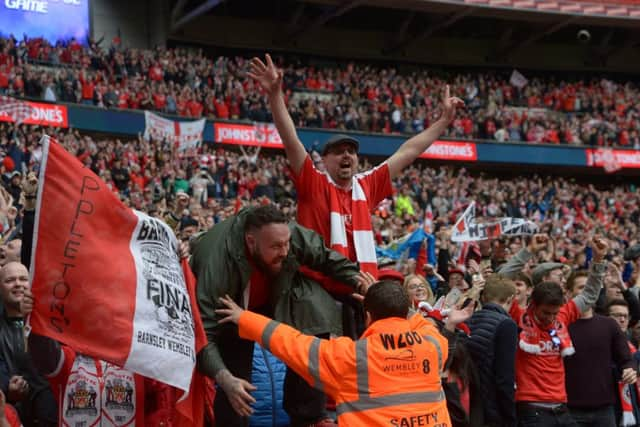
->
[467, 275, 518, 427]
[0, 262, 57, 426]
[564, 272, 636, 427]
[0, 172, 57, 426]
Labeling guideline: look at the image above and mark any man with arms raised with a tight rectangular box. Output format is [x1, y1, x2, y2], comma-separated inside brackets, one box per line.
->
[511, 236, 609, 427]
[249, 54, 463, 333]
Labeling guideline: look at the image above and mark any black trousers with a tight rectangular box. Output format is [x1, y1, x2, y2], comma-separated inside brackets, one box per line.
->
[214, 330, 328, 427]
[517, 403, 577, 427]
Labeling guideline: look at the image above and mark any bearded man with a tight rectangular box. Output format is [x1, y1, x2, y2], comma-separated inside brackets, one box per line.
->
[191, 204, 370, 427]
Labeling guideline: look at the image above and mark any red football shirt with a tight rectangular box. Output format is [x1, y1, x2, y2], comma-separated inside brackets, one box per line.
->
[292, 155, 392, 262]
[512, 300, 581, 403]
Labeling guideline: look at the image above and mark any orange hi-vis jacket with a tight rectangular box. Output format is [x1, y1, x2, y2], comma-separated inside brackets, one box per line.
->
[238, 311, 451, 427]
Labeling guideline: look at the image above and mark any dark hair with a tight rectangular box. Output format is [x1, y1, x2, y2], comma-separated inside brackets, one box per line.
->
[364, 280, 409, 321]
[565, 270, 589, 293]
[531, 281, 564, 306]
[244, 205, 288, 232]
[180, 217, 198, 230]
[607, 299, 629, 313]
[514, 272, 533, 288]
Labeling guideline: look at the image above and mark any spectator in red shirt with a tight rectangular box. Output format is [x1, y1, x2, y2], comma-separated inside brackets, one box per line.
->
[79, 70, 95, 105]
[188, 97, 204, 118]
[500, 236, 608, 427]
[0, 391, 20, 427]
[152, 85, 167, 111]
[149, 62, 163, 82]
[0, 68, 8, 94]
[214, 97, 229, 119]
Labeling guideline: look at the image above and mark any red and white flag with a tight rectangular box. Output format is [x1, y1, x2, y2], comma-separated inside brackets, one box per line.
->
[29, 135, 206, 394]
[144, 111, 205, 152]
[510, 69, 528, 89]
[0, 95, 34, 124]
[452, 201, 537, 242]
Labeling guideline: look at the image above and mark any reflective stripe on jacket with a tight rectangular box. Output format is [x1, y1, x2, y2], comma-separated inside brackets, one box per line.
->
[239, 311, 451, 427]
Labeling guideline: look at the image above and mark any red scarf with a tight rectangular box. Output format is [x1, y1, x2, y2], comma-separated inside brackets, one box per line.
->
[417, 301, 471, 335]
[619, 341, 640, 427]
[519, 306, 574, 357]
[327, 173, 378, 277]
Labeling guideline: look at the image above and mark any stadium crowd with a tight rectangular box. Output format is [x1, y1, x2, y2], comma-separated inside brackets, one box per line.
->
[1, 33, 640, 427]
[1, 121, 638, 268]
[0, 34, 639, 147]
[0, 112, 638, 425]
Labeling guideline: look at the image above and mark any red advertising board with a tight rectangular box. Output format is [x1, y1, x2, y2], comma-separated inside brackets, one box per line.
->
[586, 148, 640, 169]
[419, 141, 478, 161]
[214, 122, 283, 148]
[215, 122, 478, 163]
[0, 101, 68, 128]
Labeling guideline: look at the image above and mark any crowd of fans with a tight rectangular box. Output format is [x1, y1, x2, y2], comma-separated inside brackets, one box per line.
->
[1, 35, 639, 148]
[1, 33, 640, 427]
[0, 120, 639, 425]
[0, 121, 637, 282]
[0, 115, 638, 426]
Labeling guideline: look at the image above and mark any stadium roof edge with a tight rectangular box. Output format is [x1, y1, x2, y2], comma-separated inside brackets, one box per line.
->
[303, 0, 640, 21]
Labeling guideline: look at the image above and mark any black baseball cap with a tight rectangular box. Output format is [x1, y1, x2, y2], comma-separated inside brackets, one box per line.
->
[320, 134, 360, 156]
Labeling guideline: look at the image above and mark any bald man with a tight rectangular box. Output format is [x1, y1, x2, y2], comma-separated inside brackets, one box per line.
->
[0, 261, 56, 426]
[0, 262, 26, 316]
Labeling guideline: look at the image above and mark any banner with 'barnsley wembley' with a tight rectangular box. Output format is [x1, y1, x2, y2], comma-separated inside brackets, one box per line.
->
[452, 202, 538, 242]
[29, 135, 204, 392]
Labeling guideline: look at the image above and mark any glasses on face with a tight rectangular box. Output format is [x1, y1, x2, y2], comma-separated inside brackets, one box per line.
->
[610, 313, 629, 320]
[407, 283, 427, 291]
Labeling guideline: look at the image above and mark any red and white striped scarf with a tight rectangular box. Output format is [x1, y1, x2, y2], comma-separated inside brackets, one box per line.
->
[619, 341, 640, 426]
[327, 173, 378, 278]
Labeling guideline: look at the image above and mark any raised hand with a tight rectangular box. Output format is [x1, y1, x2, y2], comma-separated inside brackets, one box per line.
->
[444, 303, 474, 332]
[247, 54, 283, 96]
[467, 259, 480, 275]
[20, 288, 34, 316]
[21, 172, 38, 196]
[592, 236, 609, 263]
[441, 85, 465, 124]
[174, 191, 190, 216]
[528, 234, 549, 253]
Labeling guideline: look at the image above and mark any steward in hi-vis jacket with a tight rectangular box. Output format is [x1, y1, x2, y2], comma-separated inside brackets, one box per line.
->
[217, 280, 463, 427]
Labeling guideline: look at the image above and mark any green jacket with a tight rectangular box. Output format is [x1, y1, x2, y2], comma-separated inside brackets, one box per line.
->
[191, 208, 361, 378]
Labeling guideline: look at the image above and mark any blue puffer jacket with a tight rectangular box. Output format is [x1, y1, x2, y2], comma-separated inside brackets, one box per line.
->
[249, 343, 290, 427]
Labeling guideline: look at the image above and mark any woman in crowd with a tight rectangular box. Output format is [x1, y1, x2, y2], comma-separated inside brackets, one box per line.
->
[403, 273, 435, 310]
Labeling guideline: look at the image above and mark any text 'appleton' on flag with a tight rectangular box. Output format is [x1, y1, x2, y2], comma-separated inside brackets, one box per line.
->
[29, 135, 204, 392]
